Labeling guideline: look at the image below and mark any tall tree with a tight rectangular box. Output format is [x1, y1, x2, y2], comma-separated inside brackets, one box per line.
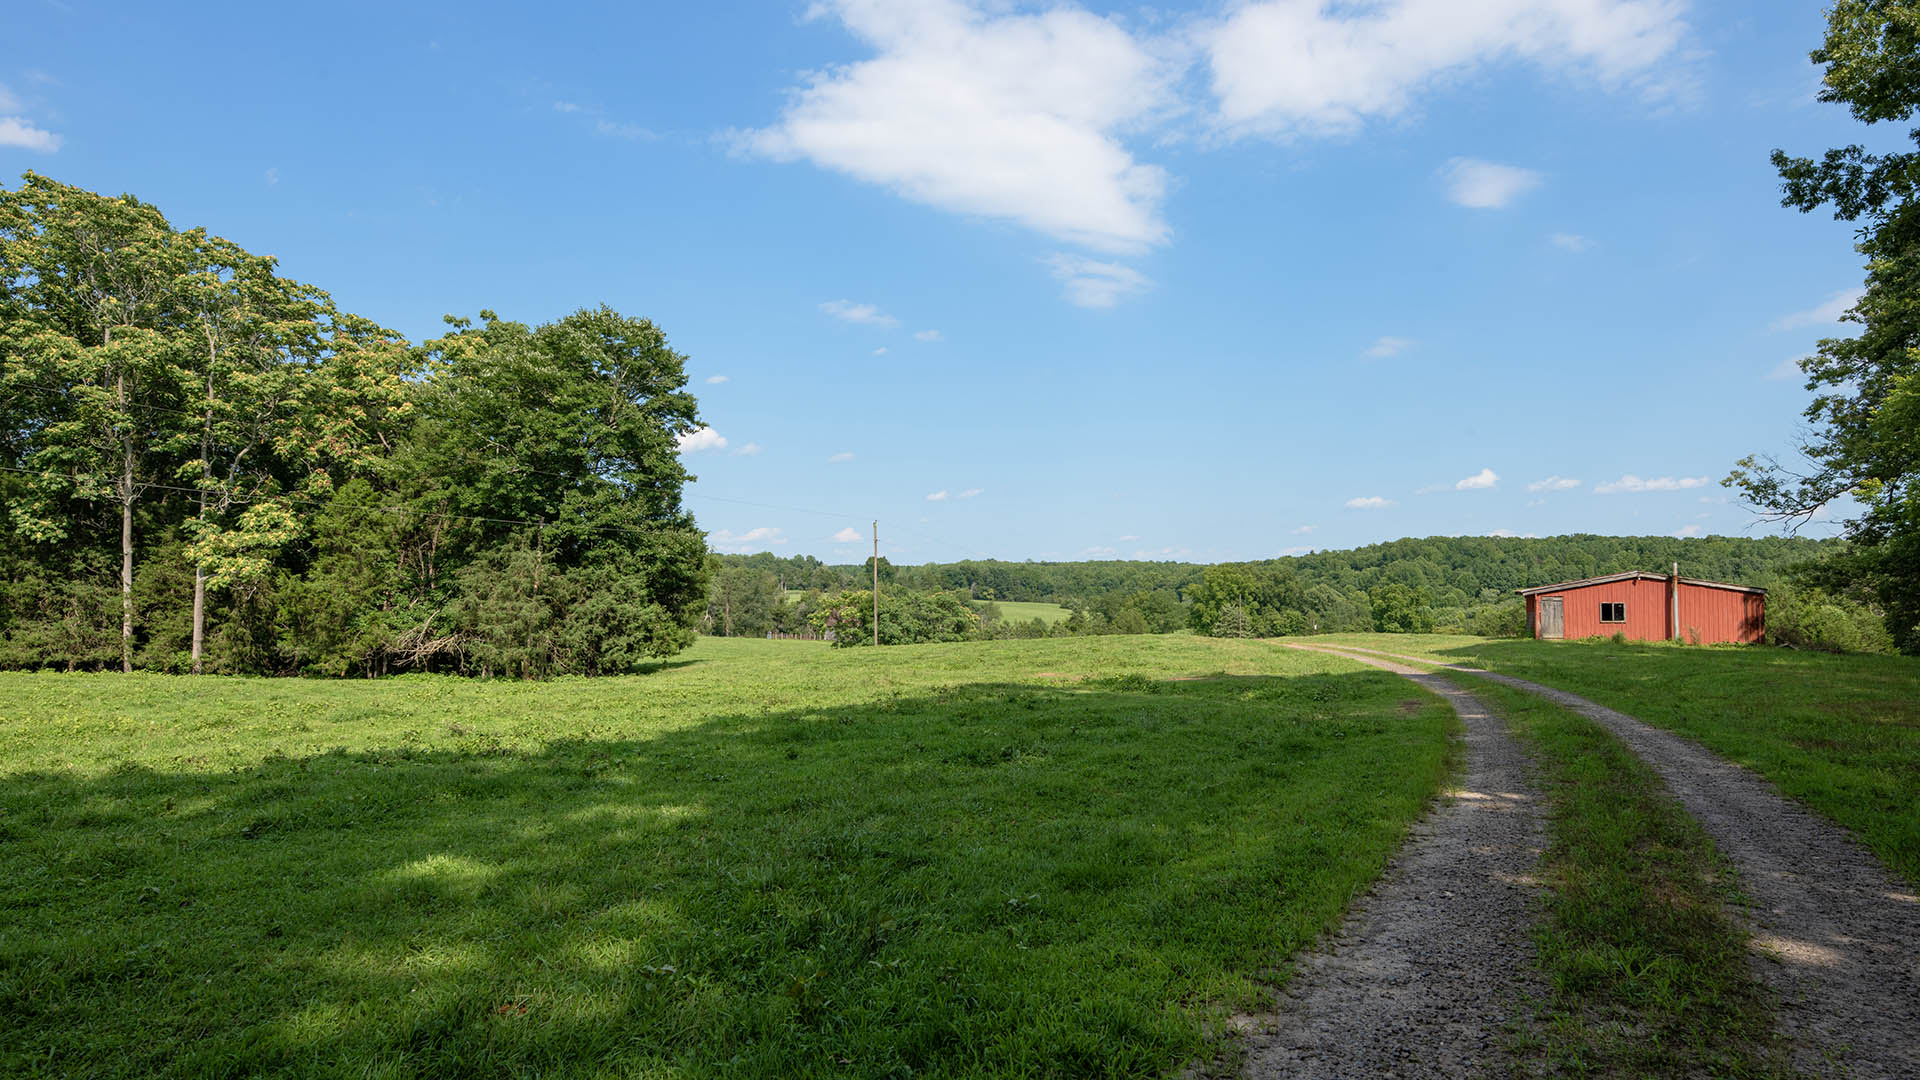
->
[0, 174, 196, 671]
[1733, 1, 1920, 652]
[177, 235, 336, 672]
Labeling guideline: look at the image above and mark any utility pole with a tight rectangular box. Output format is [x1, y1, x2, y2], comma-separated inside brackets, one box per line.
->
[872, 521, 880, 647]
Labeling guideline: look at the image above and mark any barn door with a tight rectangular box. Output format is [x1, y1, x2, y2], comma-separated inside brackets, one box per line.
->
[1539, 597, 1564, 639]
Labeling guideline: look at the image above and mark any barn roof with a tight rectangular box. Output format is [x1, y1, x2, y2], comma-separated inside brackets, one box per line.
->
[1515, 571, 1766, 596]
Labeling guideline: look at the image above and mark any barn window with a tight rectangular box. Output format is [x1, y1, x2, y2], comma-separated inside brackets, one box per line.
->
[1600, 602, 1626, 623]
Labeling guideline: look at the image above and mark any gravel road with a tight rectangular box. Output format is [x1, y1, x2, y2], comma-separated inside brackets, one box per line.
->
[1240, 649, 1546, 1078]
[1303, 642, 1920, 1079]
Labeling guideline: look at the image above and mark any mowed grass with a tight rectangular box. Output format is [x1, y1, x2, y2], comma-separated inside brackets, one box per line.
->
[986, 601, 1073, 625]
[0, 635, 1456, 1079]
[1313, 633, 1920, 886]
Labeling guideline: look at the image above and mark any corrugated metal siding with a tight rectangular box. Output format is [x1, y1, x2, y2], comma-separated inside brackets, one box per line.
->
[1526, 578, 1764, 644]
[1539, 577, 1670, 640]
[1677, 583, 1766, 644]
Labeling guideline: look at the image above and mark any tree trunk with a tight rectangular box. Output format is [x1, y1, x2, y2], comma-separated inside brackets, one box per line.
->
[191, 564, 206, 674]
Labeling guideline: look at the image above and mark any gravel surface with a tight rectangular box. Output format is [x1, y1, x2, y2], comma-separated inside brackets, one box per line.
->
[1310, 642, 1920, 1079]
[1240, 648, 1546, 1079]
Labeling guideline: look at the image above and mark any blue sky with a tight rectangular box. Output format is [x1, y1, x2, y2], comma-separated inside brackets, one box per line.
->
[4, 0, 1880, 564]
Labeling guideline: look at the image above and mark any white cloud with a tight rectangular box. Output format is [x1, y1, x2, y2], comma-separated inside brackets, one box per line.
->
[1365, 335, 1413, 359]
[0, 85, 18, 113]
[708, 526, 789, 552]
[1456, 467, 1499, 490]
[958, 488, 982, 498]
[264, 167, 280, 186]
[1595, 474, 1711, 494]
[1772, 288, 1862, 331]
[832, 527, 864, 543]
[1440, 158, 1543, 208]
[1046, 253, 1150, 308]
[1133, 545, 1193, 560]
[913, 329, 942, 342]
[553, 100, 655, 139]
[829, 451, 856, 463]
[1346, 496, 1394, 510]
[1549, 231, 1590, 252]
[1082, 545, 1119, 558]
[1204, 0, 1690, 138]
[873, 346, 889, 356]
[1486, 529, 1541, 538]
[594, 119, 657, 140]
[1527, 475, 1581, 492]
[736, 442, 764, 456]
[1766, 355, 1806, 381]
[705, 374, 730, 384]
[926, 490, 949, 501]
[1118, 534, 1140, 541]
[819, 299, 900, 327]
[675, 427, 728, 453]
[1291, 525, 1315, 534]
[0, 116, 61, 152]
[1276, 545, 1314, 556]
[743, 0, 1176, 254]
[1674, 524, 1703, 538]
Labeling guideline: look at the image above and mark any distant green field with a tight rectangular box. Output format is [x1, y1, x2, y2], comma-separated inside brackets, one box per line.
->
[780, 592, 1073, 626]
[983, 600, 1074, 625]
[1315, 633, 1920, 885]
[0, 635, 1454, 1078]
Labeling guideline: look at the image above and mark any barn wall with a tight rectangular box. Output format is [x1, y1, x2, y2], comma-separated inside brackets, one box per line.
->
[1677, 583, 1766, 644]
[1546, 578, 1672, 640]
[1525, 594, 1538, 637]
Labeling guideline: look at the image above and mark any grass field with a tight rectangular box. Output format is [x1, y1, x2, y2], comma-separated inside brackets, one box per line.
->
[984, 600, 1073, 625]
[1317, 633, 1920, 886]
[0, 635, 1456, 1079]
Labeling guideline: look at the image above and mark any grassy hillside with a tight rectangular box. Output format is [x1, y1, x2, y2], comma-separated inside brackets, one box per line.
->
[0, 636, 1455, 1079]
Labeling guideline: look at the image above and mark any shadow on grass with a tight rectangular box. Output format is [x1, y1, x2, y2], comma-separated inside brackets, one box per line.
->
[0, 670, 1454, 1080]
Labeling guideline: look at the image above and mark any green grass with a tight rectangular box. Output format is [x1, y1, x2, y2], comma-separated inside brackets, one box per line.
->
[1454, 675, 1791, 1077]
[1313, 633, 1920, 886]
[983, 601, 1073, 625]
[0, 635, 1456, 1079]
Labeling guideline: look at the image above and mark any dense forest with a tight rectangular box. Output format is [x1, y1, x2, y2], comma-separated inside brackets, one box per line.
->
[706, 534, 1888, 650]
[1, 174, 710, 676]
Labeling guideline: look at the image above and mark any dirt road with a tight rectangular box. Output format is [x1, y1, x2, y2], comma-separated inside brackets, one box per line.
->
[1297, 641, 1920, 1079]
[1241, 650, 1545, 1078]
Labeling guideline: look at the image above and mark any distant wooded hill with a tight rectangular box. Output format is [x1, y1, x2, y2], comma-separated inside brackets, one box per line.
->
[716, 534, 1837, 610]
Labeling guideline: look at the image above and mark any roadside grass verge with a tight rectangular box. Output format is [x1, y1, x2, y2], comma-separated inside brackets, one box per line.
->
[1314, 633, 1920, 886]
[1454, 674, 1794, 1077]
[0, 636, 1454, 1079]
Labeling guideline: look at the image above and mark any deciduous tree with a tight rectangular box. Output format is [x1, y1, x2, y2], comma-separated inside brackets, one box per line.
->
[1734, 0, 1920, 652]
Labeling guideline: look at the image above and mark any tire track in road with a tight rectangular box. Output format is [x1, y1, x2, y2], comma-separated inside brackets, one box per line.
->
[1297, 641, 1920, 1079]
[1241, 648, 1546, 1079]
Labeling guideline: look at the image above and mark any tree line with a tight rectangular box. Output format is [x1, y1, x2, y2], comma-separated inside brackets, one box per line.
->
[706, 533, 1876, 648]
[1, 173, 710, 676]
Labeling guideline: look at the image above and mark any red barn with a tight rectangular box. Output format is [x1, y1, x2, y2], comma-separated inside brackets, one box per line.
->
[1517, 568, 1765, 644]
